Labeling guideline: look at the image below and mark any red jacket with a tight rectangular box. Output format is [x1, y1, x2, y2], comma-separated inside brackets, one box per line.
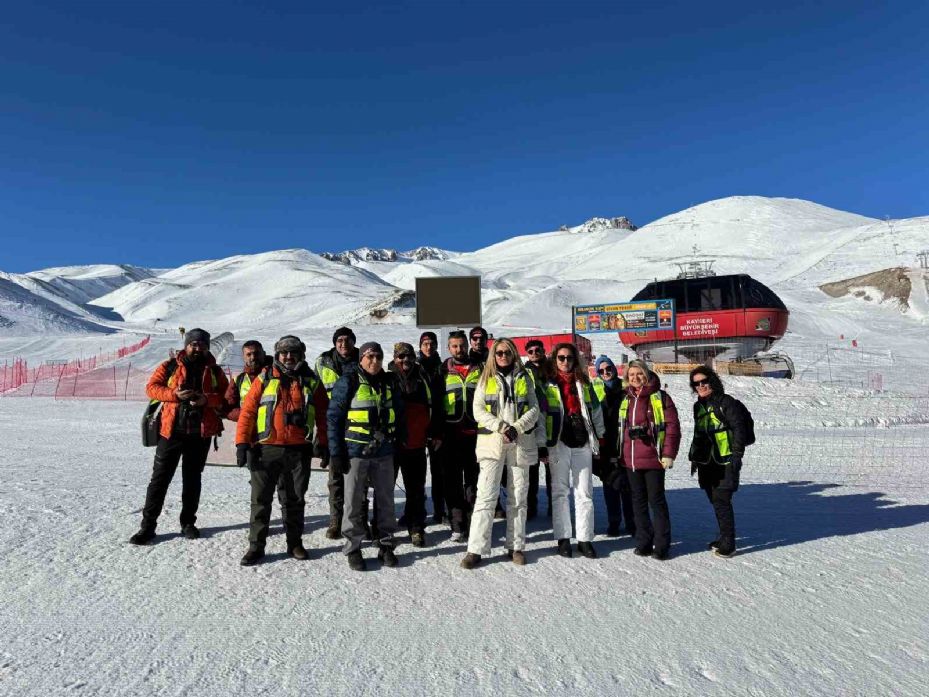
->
[145, 353, 229, 440]
[235, 365, 329, 447]
[619, 373, 681, 471]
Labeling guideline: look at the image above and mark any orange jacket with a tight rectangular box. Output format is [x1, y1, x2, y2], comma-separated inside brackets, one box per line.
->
[146, 353, 229, 439]
[235, 365, 329, 447]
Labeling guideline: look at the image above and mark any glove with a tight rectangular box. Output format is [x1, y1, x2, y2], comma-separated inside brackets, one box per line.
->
[730, 453, 743, 472]
[316, 444, 329, 463]
[503, 425, 518, 442]
[331, 455, 351, 475]
[660, 457, 674, 470]
[236, 444, 248, 468]
[604, 467, 623, 491]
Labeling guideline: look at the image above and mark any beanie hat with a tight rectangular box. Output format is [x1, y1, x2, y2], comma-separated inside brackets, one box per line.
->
[274, 335, 306, 356]
[332, 327, 356, 345]
[594, 354, 616, 374]
[419, 331, 438, 346]
[359, 341, 383, 357]
[393, 342, 415, 357]
[184, 328, 210, 347]
[469, 326, 488, 340]
[525, 339, 545, 352]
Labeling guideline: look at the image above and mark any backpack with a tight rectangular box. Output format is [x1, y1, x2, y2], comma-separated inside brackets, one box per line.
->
[141, 360, 178, 447]
[729, 396, 755, 447]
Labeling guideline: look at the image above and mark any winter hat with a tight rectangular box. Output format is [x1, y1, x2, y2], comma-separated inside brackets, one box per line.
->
[469, 326, 488, 341]
[419, 331, 438, 347]
[184, 328, 210, 347]
[393, 342, 415, 357]
[595, 355, 616, 375]
[359, 341, 383, 358]
[274, 335, 306, 356]
[525, 339, 545, 352]
[332, 327, 356, 345]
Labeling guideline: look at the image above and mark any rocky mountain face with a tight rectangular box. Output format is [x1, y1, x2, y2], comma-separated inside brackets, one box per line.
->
[559, 216, 638, 233]
[320, 246, 454, 265]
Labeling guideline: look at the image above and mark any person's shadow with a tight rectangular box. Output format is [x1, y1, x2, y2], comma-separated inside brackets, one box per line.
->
[589, 481, 929, 557]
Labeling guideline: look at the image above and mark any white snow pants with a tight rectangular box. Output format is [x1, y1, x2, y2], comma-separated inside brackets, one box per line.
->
[550, 442, 594, 542]
[467, 445, 530, 556]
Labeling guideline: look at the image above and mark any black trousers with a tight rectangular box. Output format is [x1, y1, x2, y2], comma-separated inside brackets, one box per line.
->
[442, 431, 478, 532]
[428, 443, 446, 519]
[248, 445, 310, 550]
[698, 462, 739, 552]
[324, 450, 345, 524]
[628, 468, 671, 554]
[527, 462, 552, 515]
[141, 433, 211, 531]
[372, 449, 428, 533]
[603, 467, 636, 533]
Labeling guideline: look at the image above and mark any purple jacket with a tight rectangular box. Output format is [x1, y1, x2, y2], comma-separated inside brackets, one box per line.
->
[619, 374, 681, 471]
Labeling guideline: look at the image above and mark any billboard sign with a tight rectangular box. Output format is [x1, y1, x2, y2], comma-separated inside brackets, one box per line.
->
[574, 299, 675, 334]
[415, 276, 482, 328]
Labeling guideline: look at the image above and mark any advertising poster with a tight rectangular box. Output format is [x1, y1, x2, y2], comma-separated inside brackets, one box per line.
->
[573, 299, 675, 334]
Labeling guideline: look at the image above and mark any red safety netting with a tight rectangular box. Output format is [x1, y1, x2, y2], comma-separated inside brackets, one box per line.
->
[1, 336, 151, 395]
[44, 362, 235, 401]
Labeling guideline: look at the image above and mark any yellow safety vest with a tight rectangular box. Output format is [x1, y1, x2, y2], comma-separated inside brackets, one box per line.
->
[618, 391, 666, 453]
[476, 372, 532, 435]
[237, 373, 253, 402]
[316, 353, 349, 397]
[346, 373, 396, 445]
[444, 365, 481, 423]
[541, 381, 599, 448]
[255, 369, 320, 443]
[693, 402, 732, 464]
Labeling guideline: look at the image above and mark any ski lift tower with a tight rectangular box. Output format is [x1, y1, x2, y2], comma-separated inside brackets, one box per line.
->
[917, 250, 929, 270]
[675, 259, 717, 279]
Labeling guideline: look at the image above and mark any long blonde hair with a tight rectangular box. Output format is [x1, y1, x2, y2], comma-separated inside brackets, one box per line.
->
[479, 338, 525, 386]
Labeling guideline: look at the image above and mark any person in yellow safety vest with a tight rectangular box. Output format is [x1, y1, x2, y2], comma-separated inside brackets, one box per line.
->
[618, 359, 681, 561]
[440, 330, 484, 541]
[523, 339, 553, 519]
[543, 342, 606, 559]
[591, 355, 636, 538]
[235, 335, 329, 566]
[315, 326, 360, 540]
[687, 364, 752, 559]
[460, 338, 543, 569]
[327, 341, 407, 572]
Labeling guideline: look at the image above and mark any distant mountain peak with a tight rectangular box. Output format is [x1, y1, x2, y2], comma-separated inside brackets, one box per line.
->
[561, 216, 638, 233]
[320, 246, 454, 265]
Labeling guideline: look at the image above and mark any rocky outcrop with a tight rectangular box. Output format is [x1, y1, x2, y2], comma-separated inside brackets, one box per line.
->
[820, 267, 912, 308]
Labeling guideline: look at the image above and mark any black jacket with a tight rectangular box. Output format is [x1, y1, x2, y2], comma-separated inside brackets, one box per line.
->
[690, 392, 750, 462]
[597, 380, 624, 461]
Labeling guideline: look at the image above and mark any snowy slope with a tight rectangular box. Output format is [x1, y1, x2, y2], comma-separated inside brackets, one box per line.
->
[0, 273, 114, 335]
[26, 263, 156, 305]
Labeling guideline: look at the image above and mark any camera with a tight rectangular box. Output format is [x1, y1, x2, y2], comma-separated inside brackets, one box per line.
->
[284, 411, 307, 428]
[361, 430, 387, 456]
[628, 425, 649, 441]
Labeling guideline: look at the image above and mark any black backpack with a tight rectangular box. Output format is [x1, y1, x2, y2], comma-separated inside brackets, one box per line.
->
[729, 396, 756, 447]
[141, 360, 178, 447]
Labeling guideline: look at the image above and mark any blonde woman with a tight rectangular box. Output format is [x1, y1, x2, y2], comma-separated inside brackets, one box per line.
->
[460, 338, 543, 569]
[544, 342, 605, 558]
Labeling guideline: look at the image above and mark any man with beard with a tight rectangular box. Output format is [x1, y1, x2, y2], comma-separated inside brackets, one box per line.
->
[417, 331, 447, 524]
[130, 329, 229, 545]
[236, 336, 329, 566]
[385, 341, 444, 546]
[315, 326, 360, 539]
[441, 330, 483, 541]
[523, 339, 553, 519]
[468, 326, 489, 364]
[328, 342, 406, 571]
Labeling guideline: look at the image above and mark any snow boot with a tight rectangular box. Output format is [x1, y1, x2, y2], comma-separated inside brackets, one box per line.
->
[378, 547, 398, 568]
[288, 544, 309, 560]
[347, 550, 366, 571]
[651, 548, 670, 561]
[181, 524, 200, 540]
[714, 545, 736, 558]
[511, 550, 526, 566]
[129, 528, 156, 545]
[707, 539, 720, 551]
[410, 531, 426, 548]
[633, 545, 653, 557]
[557, 539, 572, 558]
[325, 519, 341, 540]
[577, 542, 598, 559]
[460, 553, 481, 569]
[606, 522, 621, 537]
[240, 547, 265, 566]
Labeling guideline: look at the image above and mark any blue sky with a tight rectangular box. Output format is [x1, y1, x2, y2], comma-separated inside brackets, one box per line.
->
[2, 1, 927, 272]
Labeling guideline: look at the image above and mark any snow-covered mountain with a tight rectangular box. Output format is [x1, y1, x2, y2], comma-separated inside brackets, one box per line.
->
[4, 197, 929, 366]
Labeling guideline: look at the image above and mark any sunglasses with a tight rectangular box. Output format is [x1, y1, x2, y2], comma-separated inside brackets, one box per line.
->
[691, 379, 711, 387]
[556, 354, 574, 362]
[396, 353, 413, 360]
[495, 350, 513, 357]
[526, 347, 543, 354]
[598, 367, 614, 375]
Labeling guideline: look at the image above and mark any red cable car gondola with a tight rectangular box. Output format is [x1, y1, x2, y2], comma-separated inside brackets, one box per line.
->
[618, 270, 789, 363]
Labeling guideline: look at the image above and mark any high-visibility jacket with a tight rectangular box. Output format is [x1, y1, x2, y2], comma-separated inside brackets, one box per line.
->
[145, 354, 228, 440]
[619, 391, 667, 454]
[315, 349, 358, 397]
[617, 376, 681, 471]
[236, 366, 329, 447]
[345, 371, 397, 446]
[476, 371, 533, 435]
[691, 402, 733, 465]
[540, 379, 604, 452]
[443, 361, 482, 424]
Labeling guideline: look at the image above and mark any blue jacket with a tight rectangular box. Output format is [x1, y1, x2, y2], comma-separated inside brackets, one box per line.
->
[327, 368, 406, 459]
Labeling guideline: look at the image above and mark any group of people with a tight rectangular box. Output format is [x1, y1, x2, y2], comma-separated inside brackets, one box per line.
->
[129, 326, 751, 570]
